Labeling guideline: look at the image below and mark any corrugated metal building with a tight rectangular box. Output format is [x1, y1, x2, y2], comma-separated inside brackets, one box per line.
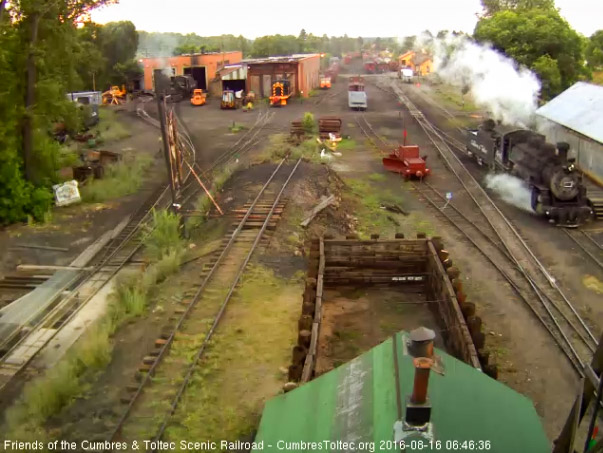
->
[244, 54, 320, 98]
[536, 82, 603, 185]
[252, 330, 550, 453]
[208, 64, 248, 97]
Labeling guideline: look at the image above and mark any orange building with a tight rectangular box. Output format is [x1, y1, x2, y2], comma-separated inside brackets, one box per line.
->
[398, 50, 433, 76]
[140, 51, 243, 92]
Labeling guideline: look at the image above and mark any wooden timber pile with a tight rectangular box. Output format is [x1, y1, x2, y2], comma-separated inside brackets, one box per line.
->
[318, 116, 342, 140]
[285, 233, 495, 390]
[290, 120, 305, 141]
[429, 237, 497, 379]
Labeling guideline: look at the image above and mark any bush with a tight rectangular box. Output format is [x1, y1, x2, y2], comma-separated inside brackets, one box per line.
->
[302, 112, 316, 134]
[80, 154, 152, 203]
[0, 153, 53, 225]
[144, 209, 185, 261]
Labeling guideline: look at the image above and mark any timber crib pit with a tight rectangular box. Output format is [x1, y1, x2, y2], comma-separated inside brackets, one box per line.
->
[284, 233, 496, 391]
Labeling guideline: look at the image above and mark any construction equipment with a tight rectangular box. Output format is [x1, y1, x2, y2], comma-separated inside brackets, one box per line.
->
[269, 80, 292, 106]
[320, 75, 332, 89]
[382, 145, 430, 180]
[102, 85, 126, 105]
[190, 89, 207, 106]
[221, 89, 236, 109]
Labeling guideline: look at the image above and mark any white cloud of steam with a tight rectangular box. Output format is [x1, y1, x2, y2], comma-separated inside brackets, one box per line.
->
[429, 33, 541, 127]
[484, 173, 534, 213]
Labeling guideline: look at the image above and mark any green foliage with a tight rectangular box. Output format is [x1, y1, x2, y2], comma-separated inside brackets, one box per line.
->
[80, 154, 152, 203]
[532, 54, 562, 94]
[144, 209, 185, 261]
[480, 0, 555, 16]
[586, 30, 603, 69]
[302, 112, 316, 134]
[77, 21, 140, 90]
[474, 8, 587, 97]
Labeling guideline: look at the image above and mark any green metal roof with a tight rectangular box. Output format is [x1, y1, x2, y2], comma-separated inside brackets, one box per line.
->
[253, 331, 550, 453]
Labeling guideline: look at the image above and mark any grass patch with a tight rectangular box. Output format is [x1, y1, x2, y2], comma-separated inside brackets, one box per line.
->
[3, 210, 187, 440]
[164, 264, 302, 446]
[186, 163, 237, 231]
[308, 90, 319, 97]
[337, 138, 357, 151]
[433, 86, 478, 112]
[368, 173, 386, 182]
[228, 122, 247, 133]
[255, 133, 324, 165]
[95, 107, 131, 142]
[144, 209, 185, 261]
[80, 154, 153, 203]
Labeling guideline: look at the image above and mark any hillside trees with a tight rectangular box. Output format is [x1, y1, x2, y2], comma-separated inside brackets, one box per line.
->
[586, 30, 603, 69]
[474, 7, 587, 98]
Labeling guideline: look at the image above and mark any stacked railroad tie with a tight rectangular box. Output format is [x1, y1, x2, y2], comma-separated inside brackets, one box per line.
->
[430, 236, 498, 380]
[318, 117, 342, 140]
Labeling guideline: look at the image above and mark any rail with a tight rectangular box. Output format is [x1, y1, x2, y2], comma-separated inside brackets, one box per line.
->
[389, 79, 598, 381]
[108, 158, 302, 447]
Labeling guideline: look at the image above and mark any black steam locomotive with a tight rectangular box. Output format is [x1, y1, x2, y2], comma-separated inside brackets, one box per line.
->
[466, 120, 592, 226]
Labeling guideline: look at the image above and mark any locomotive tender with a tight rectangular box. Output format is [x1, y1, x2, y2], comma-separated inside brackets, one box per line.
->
[466, 119, 592, 226]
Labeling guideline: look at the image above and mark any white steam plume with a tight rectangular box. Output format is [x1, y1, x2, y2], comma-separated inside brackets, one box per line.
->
[429, 33, 541, 127]
[484, 173, 533, 213]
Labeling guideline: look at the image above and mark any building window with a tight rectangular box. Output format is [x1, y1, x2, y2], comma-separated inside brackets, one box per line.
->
[171, 67, 176, 76]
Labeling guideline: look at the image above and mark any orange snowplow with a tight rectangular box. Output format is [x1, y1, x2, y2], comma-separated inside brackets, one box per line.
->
[190, 89, 207, 106]
[383, 145, 430, 180]
[320, 75, 332, 89]
[269, 80, 292, 106]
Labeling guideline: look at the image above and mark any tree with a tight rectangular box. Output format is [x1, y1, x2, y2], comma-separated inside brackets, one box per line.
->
[586, 30, 603, 69]
[474, 8, 586, 97]
[480, 0, 555, 16]
[402, 36, 416, 52]
[0, 0, 115, 223]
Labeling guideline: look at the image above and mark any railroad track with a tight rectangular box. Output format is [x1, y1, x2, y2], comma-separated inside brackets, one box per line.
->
[354, 112, 391, 152]
[107, 157, 302, 449]
[0, 102, 197, 394]
[564, 229, 603, 269]
[389, 80, 599, 379]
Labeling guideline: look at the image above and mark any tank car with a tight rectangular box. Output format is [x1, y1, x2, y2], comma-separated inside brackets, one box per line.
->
[466, 119, 592, 226]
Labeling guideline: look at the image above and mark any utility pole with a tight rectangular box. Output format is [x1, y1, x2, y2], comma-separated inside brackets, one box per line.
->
[156, 94, 178, 212]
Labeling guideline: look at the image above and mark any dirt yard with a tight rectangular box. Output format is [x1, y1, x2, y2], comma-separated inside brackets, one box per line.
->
[2, 69, 600, 444]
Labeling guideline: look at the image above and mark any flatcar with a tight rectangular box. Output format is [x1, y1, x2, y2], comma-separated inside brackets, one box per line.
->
[348, 76, 367, 111]
[466, 119, 592, 226]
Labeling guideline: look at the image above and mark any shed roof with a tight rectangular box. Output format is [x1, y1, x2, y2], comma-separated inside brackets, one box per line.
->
[252, 331, 550, 452]
[243, 54, 319, 65]
[536, 82, 603, 144]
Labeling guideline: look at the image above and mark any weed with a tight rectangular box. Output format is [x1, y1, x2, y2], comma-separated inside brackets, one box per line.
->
[144, 209, 185, 261]
[336, 138, 357, 151]
[80, 154, 153, 203]
[302, 112, 316, 134]
[96, 108, 131, 142]
[228, 122, 247, 133]
[368, 173, 386, 182]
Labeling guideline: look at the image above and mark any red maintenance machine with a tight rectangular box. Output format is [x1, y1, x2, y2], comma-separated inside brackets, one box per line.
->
[383, 130, 430, 180]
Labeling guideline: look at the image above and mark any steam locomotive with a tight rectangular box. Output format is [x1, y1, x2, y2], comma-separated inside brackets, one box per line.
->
[466, 120, 592, 226]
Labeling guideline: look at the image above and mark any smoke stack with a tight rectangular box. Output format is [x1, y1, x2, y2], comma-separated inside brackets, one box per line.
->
[408, 326, 435, 358]
[556, 142, 570, 161]
[405, 357, 433, 426]
[411, 357, 432, 404]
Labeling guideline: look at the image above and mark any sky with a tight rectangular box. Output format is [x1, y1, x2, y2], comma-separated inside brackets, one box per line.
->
[90, 0, 602, 38]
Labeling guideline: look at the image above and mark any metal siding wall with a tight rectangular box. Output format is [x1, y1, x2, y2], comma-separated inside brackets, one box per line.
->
[537, 117, 603, 183]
